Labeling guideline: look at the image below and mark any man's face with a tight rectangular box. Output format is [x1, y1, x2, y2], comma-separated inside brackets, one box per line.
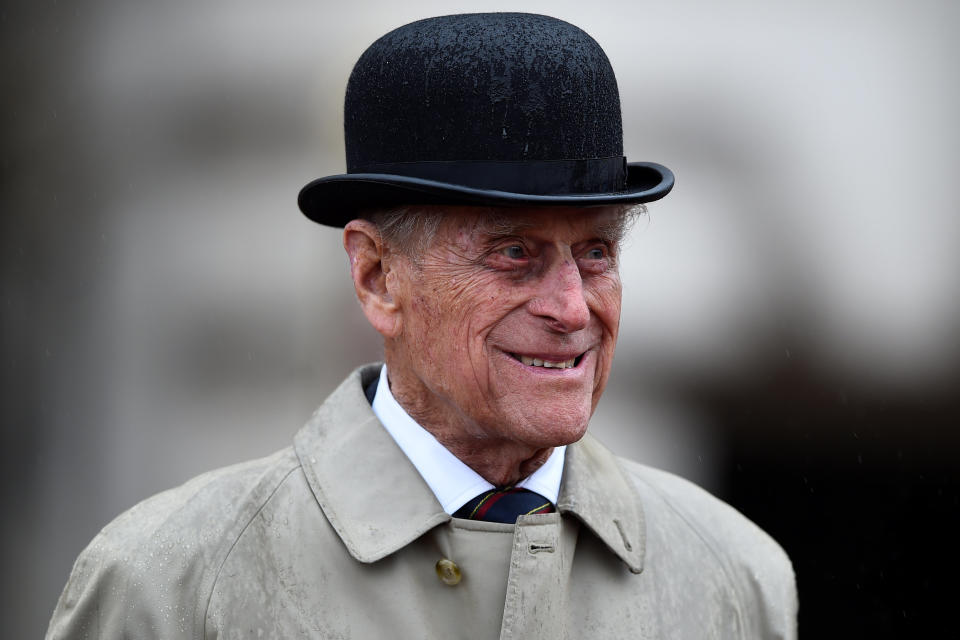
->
[387, 205, 624, 452]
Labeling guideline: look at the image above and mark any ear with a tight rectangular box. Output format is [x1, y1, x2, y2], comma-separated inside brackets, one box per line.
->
[343, 219, 403, 338]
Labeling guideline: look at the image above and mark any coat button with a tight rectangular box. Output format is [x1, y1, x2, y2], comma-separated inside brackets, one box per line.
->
[435, 558, 462, 586]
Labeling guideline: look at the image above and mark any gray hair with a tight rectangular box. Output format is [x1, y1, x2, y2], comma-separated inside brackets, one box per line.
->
[359, 205, 446, 257]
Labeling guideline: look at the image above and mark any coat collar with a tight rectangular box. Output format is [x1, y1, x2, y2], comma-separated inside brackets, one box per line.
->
[294, 364, 645, 573]
[558, 433, 646, 573]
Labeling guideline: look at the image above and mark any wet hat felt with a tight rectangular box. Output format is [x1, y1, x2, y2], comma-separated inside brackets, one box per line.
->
[299, 13, 674, 227]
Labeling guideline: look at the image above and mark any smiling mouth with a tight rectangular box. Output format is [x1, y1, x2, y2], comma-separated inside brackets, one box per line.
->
[508, 352, 584, 369]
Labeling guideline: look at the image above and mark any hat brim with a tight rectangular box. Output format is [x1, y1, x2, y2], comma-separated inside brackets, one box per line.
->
[298, 161, 674, 228]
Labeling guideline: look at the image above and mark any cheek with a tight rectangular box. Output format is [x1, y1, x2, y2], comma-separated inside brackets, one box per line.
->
[422, 271, 520, 333]
[587, 278, 623, 338]
[406, 283, 489, 368]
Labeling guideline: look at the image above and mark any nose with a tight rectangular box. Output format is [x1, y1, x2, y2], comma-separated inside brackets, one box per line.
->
[526, 256, 590, 333]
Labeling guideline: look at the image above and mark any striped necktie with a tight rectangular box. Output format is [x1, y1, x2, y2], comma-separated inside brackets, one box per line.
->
[453, 487, 555, 524]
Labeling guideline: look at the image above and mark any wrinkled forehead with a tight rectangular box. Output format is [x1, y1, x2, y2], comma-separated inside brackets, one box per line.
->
[437, 205, 631, 244]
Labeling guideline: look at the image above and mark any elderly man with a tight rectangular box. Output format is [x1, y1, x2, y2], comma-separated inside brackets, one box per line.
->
[47, 13, 797, 639]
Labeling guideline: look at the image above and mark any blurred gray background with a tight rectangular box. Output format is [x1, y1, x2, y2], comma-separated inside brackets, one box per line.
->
[3, 0, 958, 636]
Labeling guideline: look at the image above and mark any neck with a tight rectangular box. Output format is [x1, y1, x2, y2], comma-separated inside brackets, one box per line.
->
[438, 438, 554, 487]
[383, 359, 553, 486]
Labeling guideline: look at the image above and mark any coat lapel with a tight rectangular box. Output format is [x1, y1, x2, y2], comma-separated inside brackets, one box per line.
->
[559, 434, 647, 574]
[294, 364, 450, 563]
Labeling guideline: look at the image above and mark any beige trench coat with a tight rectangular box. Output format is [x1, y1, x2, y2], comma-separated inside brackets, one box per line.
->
[47, 365, 797, 639]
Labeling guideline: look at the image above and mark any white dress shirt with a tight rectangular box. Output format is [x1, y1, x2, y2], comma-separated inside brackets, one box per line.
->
[371, 364, 565, 515]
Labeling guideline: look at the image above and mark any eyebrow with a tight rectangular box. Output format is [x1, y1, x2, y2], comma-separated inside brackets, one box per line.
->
[593, 215, 628, 245]
[471, 210, 627, 246]
[472, 213, 537, 239]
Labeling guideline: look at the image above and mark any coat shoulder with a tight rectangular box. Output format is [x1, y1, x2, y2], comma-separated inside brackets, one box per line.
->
[618, 457, 798, 639]
[99, 447, 301, 543]
[620, 458, 791, 567]
[46, 447, 304, 639]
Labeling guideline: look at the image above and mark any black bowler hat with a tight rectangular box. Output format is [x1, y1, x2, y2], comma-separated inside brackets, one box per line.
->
[298, 13, 674, 227]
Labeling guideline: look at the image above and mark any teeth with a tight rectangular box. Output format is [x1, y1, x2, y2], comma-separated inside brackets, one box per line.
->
[517, 354, 577, 369]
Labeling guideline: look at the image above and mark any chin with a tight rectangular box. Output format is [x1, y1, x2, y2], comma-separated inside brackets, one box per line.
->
[513, 403, 592, 448]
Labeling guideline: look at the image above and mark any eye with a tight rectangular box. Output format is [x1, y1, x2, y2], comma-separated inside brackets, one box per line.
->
[577, 244, 613, 275]
[584, 247, 606, 260]
[500, 244, 526, 259]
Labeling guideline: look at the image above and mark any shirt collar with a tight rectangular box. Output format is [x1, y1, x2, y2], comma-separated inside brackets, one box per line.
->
[294, 364, 645, 573]
[371, 364, 565, 514]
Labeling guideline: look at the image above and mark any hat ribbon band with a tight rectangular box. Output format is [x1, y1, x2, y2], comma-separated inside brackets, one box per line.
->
[348, 156, 627, 195]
